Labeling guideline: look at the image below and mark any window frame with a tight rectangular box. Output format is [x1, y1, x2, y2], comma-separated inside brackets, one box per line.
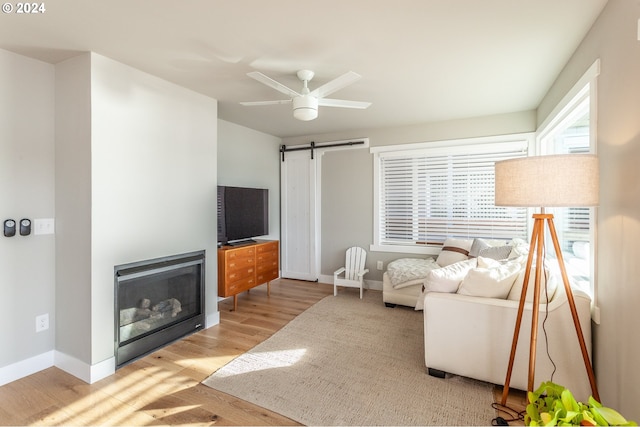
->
[371, 133, 534, 254]
[536, 59, 600, 306]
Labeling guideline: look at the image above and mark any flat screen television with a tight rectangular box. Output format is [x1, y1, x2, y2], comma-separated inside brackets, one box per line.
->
[217, 185, 269, 245]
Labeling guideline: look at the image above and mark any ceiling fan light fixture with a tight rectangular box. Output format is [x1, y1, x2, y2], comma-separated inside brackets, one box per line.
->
[293, 95, 318, 121]
[242, 70, 370, 121]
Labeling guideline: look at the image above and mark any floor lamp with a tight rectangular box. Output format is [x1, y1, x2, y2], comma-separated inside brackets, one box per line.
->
[494, 154, 600, 405]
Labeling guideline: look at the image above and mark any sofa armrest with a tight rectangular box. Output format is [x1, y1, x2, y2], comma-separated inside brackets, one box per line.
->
[423, 285, 594, 402]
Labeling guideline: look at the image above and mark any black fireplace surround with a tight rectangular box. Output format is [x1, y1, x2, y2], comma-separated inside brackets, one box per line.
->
[114, 250, 205, 367]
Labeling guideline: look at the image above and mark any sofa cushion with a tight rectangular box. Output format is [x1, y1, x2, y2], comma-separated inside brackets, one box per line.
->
[424, 258, 477, 293]
[436, 238, 473, 267]
[507, 263, 558, 302]
[457, 257, 521, 299]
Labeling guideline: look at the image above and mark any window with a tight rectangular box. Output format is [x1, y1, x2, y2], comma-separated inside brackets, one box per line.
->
[537, 60, 599, 298]
[372, 135, 532, 254]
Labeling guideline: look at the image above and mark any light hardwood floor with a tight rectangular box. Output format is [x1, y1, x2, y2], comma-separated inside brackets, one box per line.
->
[0, 279, 526, 426]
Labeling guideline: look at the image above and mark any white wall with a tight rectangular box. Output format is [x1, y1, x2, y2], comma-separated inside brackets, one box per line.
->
[537, 0, 640, 418]
[0, 49, 56, 379]
[218, 119, 282, 241]
[55, 53, 93, 365]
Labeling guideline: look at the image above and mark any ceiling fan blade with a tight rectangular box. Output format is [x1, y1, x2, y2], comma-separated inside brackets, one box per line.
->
[311, 71, 362, 98]
[318, 98, 371, 109]
[247, 71, 300, 98]
[240, 99, 293, 106]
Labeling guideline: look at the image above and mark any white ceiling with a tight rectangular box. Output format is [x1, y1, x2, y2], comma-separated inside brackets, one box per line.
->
[0, 0, 608, 138]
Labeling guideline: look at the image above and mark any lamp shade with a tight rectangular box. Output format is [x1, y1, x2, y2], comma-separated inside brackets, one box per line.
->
[494, 154, 599, 207]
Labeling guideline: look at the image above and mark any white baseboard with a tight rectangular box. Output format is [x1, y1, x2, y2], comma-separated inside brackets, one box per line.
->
[1, 311, 219, 387]
[318, 275, 382, 291]
[54, 351, 115, 384]
[0, 350, 117, 387]
[0, 351, 54, 387]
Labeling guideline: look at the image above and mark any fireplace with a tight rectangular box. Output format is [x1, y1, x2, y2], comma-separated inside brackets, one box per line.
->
[114, 250, 205, 367]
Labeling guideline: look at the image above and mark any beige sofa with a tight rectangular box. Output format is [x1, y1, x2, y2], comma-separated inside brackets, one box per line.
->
[423, 277, 594, 402]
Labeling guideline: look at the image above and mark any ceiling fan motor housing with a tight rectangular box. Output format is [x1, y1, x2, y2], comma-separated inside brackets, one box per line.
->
[293, 95, 318, 121]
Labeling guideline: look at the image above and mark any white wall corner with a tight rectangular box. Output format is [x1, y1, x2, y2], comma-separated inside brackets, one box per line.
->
[0, 351, 54, 387]
[206, 311, 221, 328]
[54, 351, 115, 384]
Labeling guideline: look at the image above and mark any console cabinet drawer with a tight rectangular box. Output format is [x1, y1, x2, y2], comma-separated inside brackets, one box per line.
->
[226, 246, 255, 260]
[224, 267, 254, 283]
[257, 269, 279, 284]
[227, 276, 256, 294]
[226, 256, 255, 271]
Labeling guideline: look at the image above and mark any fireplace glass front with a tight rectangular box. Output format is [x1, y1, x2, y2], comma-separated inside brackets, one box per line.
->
[115, 250, 205, 367]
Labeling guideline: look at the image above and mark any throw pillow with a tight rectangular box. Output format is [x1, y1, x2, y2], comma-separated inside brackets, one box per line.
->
[478, 244, 512, 260]
[415, 258, 478, 311]
[508, 238, 530, 259]
[507, 263, 558, 302]
[423, 258, 477, 293]
[457, 257, 521, 299]
[436, 238, 473, 267]
[468, 238, 490, 258]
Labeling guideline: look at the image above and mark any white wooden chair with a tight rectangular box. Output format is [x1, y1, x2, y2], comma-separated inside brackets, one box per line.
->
[333, 246, 369, 299]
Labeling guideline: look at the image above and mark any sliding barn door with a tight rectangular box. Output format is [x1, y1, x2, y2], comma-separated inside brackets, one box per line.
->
[280, 149, 319, 281]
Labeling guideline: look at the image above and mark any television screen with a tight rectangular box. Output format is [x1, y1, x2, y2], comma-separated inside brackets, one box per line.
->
[218, 186, 269, 244]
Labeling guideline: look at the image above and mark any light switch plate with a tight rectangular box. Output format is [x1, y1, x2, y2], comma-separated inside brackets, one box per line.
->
[34, 218, 55, 235]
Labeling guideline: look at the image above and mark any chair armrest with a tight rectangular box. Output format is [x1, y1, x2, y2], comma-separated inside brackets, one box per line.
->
[334, 267, 346, 277]
[357, 269, 369, 278]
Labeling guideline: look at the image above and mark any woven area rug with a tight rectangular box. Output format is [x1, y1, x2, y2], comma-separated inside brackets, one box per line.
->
[203, 291, 495, 426]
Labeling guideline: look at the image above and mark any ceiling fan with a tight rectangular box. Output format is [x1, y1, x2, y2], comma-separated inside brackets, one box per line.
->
[240, 70, 371, 121]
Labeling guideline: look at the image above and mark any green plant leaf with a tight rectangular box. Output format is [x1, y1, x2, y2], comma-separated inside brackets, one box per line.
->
[559, 410, 580, 424]
[527, 401, 541, 424]
[588, 396, 603, 409]
[561, 389, 580, 412]
[529, 391, 540, 404]
[589, 407, 609, 426]
[541, 411, 558, 426]
[594, 406, 633, 426]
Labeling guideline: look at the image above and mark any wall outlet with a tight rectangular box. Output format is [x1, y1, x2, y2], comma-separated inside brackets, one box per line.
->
[376, 261, 383, 270]
[36, 313, 49, 332]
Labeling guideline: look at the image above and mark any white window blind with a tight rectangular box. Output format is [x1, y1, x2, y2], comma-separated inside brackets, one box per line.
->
[375, 140, 529, 251]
